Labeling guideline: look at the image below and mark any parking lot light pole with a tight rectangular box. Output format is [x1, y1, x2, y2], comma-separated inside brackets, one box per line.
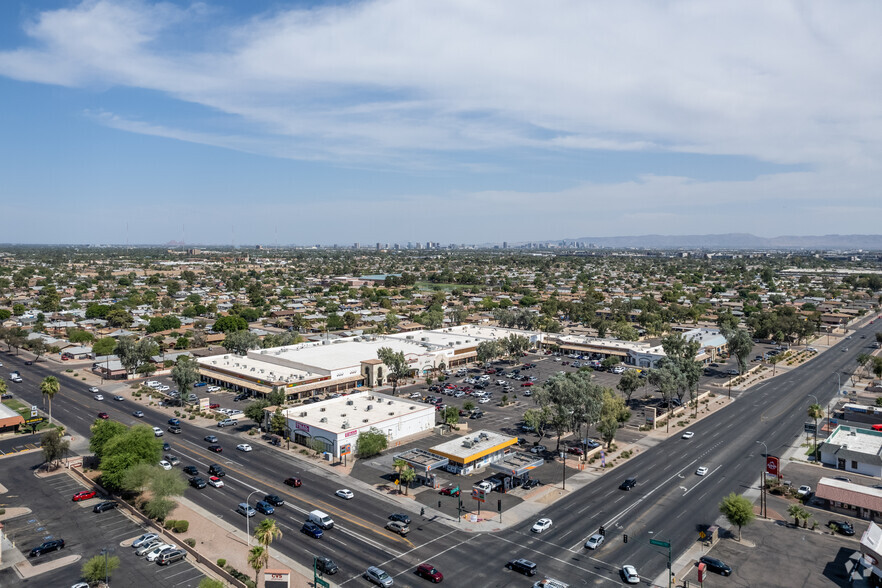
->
[246, 489, 260, 545]
[756, 440, 768, 518]
[100, 547, 110, 587]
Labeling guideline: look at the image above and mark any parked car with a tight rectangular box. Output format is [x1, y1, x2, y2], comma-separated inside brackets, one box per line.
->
[146, 544, 175, 562]
[30, 539, 65, 557]
[829, 520, 855, 536]
[135, 540, 163, 556]
[415, 563, 443, 582]
[132, 533, 158, 548]
[73, 490, 97, 502]
[567, 446, 584, 456]
[157, 549, 186, 565]
[699, 556, 732, 576]
[797, 485, 812, 497]
[93, 500, 118, 513]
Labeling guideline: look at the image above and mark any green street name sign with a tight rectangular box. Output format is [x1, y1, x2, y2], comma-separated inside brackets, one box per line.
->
[315, 579, 329, 588]
[649, 539, 671, 548]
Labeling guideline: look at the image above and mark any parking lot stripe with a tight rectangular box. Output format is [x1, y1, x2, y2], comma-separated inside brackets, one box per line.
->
[173, 572, 206, 586]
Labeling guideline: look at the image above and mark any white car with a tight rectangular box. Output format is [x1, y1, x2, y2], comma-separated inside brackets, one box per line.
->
[478, 397, 490, 404]
[94, 394, 104, 401]
[621, 564, 640, 584]
[585, 533, 604, 549]
[158, 385, 170, 392]
[145, 544, 175, 562]
[696, 466, 708, 476]
[682, 431, 694, 439]
[207, 386, 221, 392]
[409, 392, 421, 399]
[336, 489, 354, 500]
[146, 381, 160, 388]
[797, 485, 812, 497]
[88, 386, 100, 393]
[236, 443, 252, 452]
[208, 476, 224, 488]
[152, 427, 164, 437]
[531, 518, 553, 533]
[159, 460, 172, 470]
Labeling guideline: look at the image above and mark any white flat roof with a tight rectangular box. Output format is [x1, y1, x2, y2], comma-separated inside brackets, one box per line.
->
[197, 353, 313, 385]
[430, 430, 516, 460]
[282, 391, 431, 433]
[828, 425, 882, 456]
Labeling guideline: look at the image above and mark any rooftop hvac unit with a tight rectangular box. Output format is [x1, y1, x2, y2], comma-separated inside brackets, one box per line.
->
[299, 412, 307, 417]
[406, 335, 414, 340]
[347, 400, 354, 405]
[480, 432, 489, 439]
[340, 413, 346, 417]
[320, 417, 327, 423]
[389, 412, 394, 415]
[342, 421, 349, 429]
[462, 440, 473, 448]
[421, 337, 429, 341]
[366, 405, 373, 411]
[409, 406, 415, 410]
[388, 401, 393, 405]
[363, 418, 369, 423]
[320, 407, 326, 412]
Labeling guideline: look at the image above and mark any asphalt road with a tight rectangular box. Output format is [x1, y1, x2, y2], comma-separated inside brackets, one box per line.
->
[3, 322, 877, 586]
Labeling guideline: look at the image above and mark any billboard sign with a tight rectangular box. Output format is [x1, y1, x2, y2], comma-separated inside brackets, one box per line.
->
[766, 455, 780, 478]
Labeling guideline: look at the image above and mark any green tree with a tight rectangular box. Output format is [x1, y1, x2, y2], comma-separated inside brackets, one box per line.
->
[27, 338, 47, 362]
[247, 545, 268, 585]
[377, 347, 410, 396]
[67, 328, 95, 344]
[199, 579, 226, 588]
[356, 427, 388, 458]
[171, 357, 200, 393]
[523, 406, 551, 439]
[719, 492, 755, 540]
[105, 309, 133, 327]
[89, 420, 128, 458]
[81, 554, 120, 584]
[12, 303, 26, 316]
[616, 369, 642, 404]
[597, 389, 631, 448]
[463, 400, 476, 412]
[40, 429, 70, 468]
[270, 408, 287, 436]
[326, 313, 344, 330]
[441, 406, 460, 427]
[254, 518, 282, 551]
[400, 465, 416, 495]
[92, 337, 117, 356]
[343, 311, 360, 329]
[212, 314, 248, 333]
[476, 340, 502, 365]
[244, 399, 271, 427]
[223, 329, 260, 355]
[98, 425, 163, 490]
[40, 375, 60, 425]
[722, 327, 754, 375]
[788, 503, 809, 527]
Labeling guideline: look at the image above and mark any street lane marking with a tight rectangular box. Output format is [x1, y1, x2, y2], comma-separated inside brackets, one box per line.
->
[682, 465, 722, 496]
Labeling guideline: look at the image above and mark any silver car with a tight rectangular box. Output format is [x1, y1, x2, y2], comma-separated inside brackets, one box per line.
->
[364, 566, 394, 587]
[135, 539, 164, 556]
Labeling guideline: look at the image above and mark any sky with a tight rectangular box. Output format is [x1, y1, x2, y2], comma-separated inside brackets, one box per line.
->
[1, 0, 881, 246]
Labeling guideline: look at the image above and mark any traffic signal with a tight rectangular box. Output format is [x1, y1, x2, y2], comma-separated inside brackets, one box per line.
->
[599, 526, 605, 536]
[623, 534, 628, 543]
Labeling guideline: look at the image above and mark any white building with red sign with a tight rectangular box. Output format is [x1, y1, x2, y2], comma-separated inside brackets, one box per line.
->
[279, 391, 435, 458]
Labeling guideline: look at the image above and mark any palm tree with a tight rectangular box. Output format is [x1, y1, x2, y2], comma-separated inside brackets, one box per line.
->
[392, 458, 407, 493]
[40, 376, 60, 425]
[0, 380, 7, 397]
[247, 545, 268, 585]
[400, 466, 416, 495]
[807, 403, 823, 460]
[787, 504, 806, 527]
[254, 518, 282, 551]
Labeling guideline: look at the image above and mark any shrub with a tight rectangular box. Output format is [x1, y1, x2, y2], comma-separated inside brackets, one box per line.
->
[189, 415, 195, 420]
[217, 558, 226, 568]
[184, 538, 196, 547]
[0, 508, 5, 515]
[174, 520, 189, 533]
[164, 519, 177, 530]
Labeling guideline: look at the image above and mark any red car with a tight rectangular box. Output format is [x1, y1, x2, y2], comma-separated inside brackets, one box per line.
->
[208, 403, 220, 409]
[521, 382, 534, 387]
[416, 563, 444, 583]
[439, 486, 460, 497]
[97, 412, 109, 420]
[567, 446, 585, 456]
[284, 477, 302, 487]
[73, 490, 97, 502]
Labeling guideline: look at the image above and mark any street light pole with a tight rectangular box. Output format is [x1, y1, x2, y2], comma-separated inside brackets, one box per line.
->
[560, 451, 566, 490]
[246, 489, 260, 545]
[756, 441, 768, 518]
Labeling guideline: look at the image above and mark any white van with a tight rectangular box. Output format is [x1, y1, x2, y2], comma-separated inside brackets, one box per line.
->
[308, 510, 334, 530]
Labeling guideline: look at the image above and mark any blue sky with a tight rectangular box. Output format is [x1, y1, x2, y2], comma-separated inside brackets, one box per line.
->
[1, 0, 880, 246]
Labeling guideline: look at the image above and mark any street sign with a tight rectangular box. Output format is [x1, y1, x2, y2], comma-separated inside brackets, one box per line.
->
[340, 443, 351, 456]
[766, 455, 780, 478]
[804, 422, 817, 434]
[698, 530, 706, 539]
[471, 486, 486, 502]
[649, 538, 671, 548]
[31, 405, 38, 418]
[315, 579, 329, 588]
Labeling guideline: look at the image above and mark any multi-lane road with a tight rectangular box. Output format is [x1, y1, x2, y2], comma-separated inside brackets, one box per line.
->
[2, 321, 877, 586]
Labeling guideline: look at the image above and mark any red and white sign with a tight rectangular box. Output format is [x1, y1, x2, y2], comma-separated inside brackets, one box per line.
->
[295, 422, 310, 432]
[697, 562, 706, 582]
[766, 455, 780, 477]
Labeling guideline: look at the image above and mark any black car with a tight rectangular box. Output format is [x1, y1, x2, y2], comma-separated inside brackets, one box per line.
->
[264, 494, 285, 506]
[24, 360, 33, 365]
[619, 477, 637, 491]
[30, 539, 65, 557]
[208, 464, 225, 477]
[829, 520, 856, 536]
[522, 478, 540, 490]
[183, 465, 198, 476]
[93, 500, 118, 513]
[315, 556, 338, 575]
[189, 477, 207, 489]
[207, 444, 223, 453]
[162, 442, 171, 451]
[699, 556, 732, 576]
[506, 558, 537, 576]
[389, 513, 411, 525]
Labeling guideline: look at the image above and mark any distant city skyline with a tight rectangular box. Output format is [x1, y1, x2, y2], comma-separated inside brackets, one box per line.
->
[1, 1, 881, 244]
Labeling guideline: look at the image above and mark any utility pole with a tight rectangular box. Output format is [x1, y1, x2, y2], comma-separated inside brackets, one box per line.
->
[756, 440, 768, 518]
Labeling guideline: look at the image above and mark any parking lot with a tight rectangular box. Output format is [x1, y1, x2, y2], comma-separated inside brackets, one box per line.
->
[0, 456, 206, 587]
